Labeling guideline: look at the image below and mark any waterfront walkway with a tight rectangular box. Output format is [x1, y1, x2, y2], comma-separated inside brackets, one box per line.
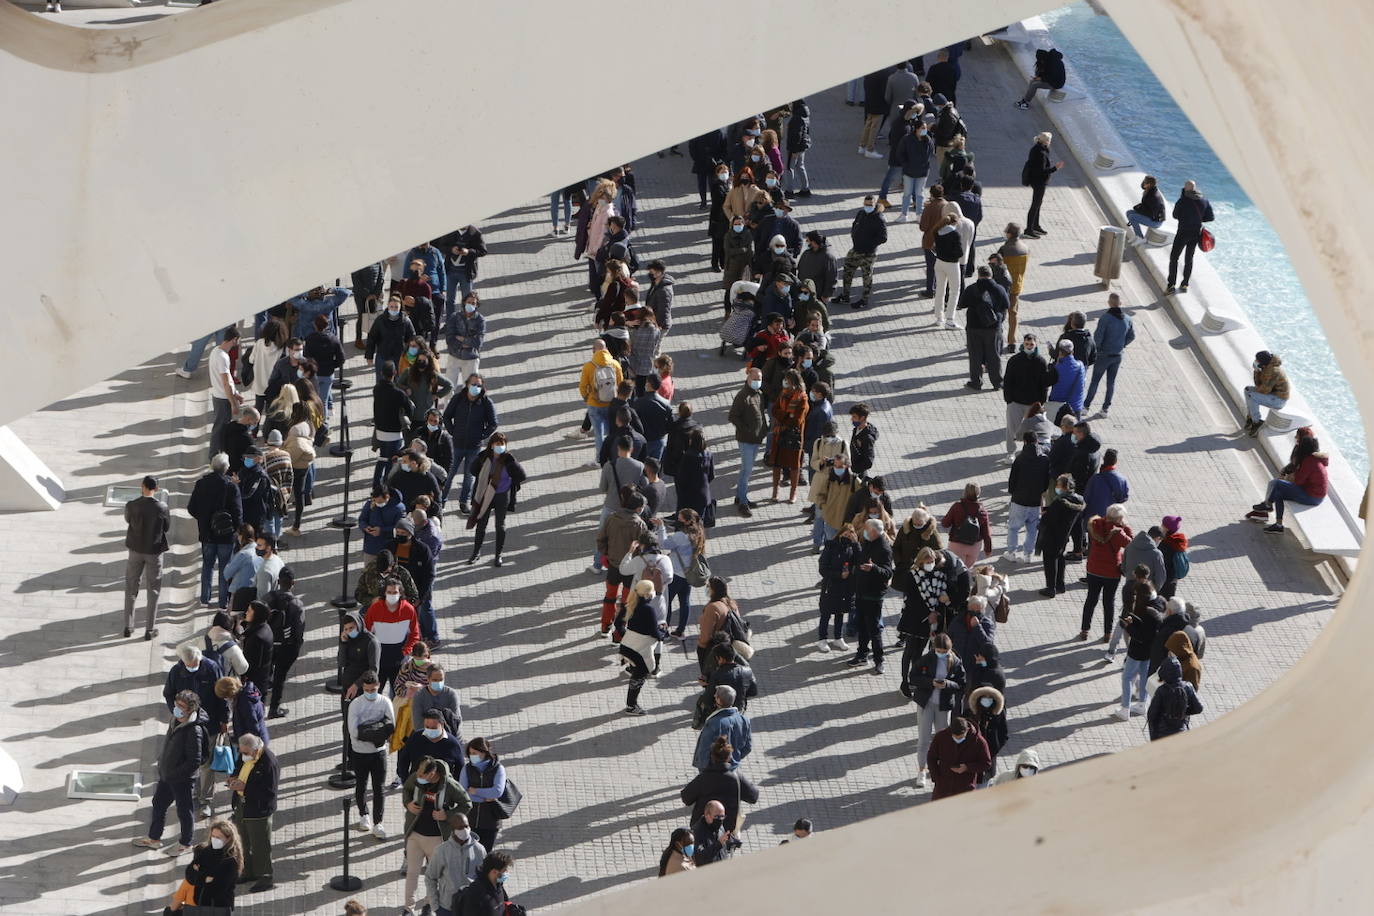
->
[0, 40, 1340, 914]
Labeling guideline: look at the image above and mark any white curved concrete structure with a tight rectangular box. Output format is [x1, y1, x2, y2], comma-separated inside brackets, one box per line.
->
[1, 0, 1370, 910]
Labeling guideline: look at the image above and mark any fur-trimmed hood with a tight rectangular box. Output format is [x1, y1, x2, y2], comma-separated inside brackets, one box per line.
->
[968, 685, 1005, 716]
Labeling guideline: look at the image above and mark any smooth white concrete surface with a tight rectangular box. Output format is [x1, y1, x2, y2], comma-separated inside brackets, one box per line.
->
[0, 0, 1371, 911]
[0, 427, 63, 510]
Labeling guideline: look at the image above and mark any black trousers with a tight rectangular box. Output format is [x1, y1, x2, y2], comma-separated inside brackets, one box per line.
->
[1167, 236, 1198, 286]
[1027, 182, 1047, 231]
[965, 327, 1003, 387]
[352, 750, 386, 820]
[854, 597, 885, 663]
[1043, 547, 1067, 591]
[1081, 574, 1121, 635]
[472, 490, 510, 557]
[269, 643, 300, 711]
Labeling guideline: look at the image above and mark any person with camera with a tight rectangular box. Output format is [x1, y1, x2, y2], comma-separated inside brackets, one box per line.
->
[347, 670, 395, 840]
[1112, 567, 1163, 721]
[691, 800, 742, 866]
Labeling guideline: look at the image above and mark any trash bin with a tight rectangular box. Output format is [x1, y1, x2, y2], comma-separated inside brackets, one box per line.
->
[1093, 225, 1126, 283]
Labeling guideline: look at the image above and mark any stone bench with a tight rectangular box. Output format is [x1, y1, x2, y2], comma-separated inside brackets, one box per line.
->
[1048, 89, 1068, 102]
[1286, 497, 1363, 557]
[1263, 407, 1314, 433]
[1145, 226, 1173, 246]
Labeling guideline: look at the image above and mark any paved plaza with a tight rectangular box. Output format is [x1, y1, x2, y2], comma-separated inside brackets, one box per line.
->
[0, 41, 1342, 914]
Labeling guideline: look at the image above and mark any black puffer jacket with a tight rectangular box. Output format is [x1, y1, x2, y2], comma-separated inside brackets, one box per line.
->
[1008, 442, 1051, 507]
[1036, 492, 1085, 554]
[1003, 350, 1051, 406]
[850, 209, 888, 255]
[786, 98, 811, 153]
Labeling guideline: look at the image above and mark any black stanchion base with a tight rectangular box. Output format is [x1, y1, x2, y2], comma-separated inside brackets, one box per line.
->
[324, 678, 343, 693]
[329, 875, 363, 892]
[327, 771, 357, 789]
[331, 517, 358, 529]
[338, 378, 353, 392]
[331, 596, 359, 610]
[329, 443, 354, 459]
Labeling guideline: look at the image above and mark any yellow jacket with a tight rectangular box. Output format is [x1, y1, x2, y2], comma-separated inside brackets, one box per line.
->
[578, 349, 623, 408]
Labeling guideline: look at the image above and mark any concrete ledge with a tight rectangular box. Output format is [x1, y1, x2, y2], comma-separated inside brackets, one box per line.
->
[999, 17, 1365, 565]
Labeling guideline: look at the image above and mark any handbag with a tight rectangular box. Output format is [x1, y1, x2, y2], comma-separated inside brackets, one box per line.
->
[357, 715, 395, 746]
[1199, 227, 1215, 252]
[492, 777, 523, 820]
[209, 734, 237, 775]
[685, 551, 712, 588]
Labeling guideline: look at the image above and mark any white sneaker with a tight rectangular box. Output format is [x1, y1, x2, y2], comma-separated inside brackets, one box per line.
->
[816, 640, 831, 653]
[1110, 706, 1131, 721]
[582, 459, 600, 469]
[562, 427, 587, 440]
[1102, 652, 1115, 664]
[356, 814, 372, 832]
[865, 150, 884, 159]
[857, 146, 867, 156]
[1130, 701, 1147, 715]
[371, 823, 388, 840]
[914, 771, 928, 789]
[385, 777, 402, 791]
[896, 214, 909, 223]
[830, 638, 849, 651]
[165, 843, 191, 857]
[199, 803, 212, 818]
[174, 368, 194, 380]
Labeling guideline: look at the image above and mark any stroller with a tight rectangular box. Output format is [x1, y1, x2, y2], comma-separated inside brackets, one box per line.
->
[719, 280, 759, 357]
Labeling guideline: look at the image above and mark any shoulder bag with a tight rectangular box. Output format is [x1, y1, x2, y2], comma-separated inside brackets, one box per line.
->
[492, 776, 523, 820]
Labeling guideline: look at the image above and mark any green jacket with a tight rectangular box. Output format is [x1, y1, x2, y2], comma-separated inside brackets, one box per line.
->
[401, 761, 472, 841]
[354, 561, 419, 608]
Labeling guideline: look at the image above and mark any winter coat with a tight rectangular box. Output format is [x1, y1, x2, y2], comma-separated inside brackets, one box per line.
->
[786, 98, 811, 153]
[159, 707, 210, 783]
[644, 275, 675, 332]
[1002, 351, 1052, 408]
[920, 198, 958, 250]
[956, 278, 1008, 329]
[663, 416, 702, 478]
[455, 873, 509, 916]
[694, 706, 752, 770]
[853, 535, 893, 600]
[401, 760, 472, 840]
[1048, 356, 1086, 415]
[992, 747, 1042, 785]
[1009, 442, 1051, 507]
[164, 659, 228, 726]
[1251, 353, 1289, 401]
[427, 832, 487, 911]
[849, 208, 888, 255]
[186, 471, 243, 545]
[1093, 309, 1136, 356]
[1122, 531, 1167, 588]
[1034, 47, 1067, 88]
[811, 468, 863, 531]
[933, 224, 964, 263]
[1120, 593, 1163, 661]
[408, 422, 455, 477]
[1147, 656, 1203, 740]
[796, 245, 839, 300]
[359, 492, 407, 555]
[183, 842, 238, 908]
[891, 517, 944, 592]
[896, 132, 934, 178]
[445, 309, 486, 361]
[1023, 142, 1057, 187]
[927, 723, 991, 800]
[1036, 492, 1085, 555]
[1068, 434, 1102, 492]
[366, 310, 417, 365]
[354, 559, 418, 609]
[689, 128, 728, 173]
[1171, 191, 1216, 243]
[232, 682, 270, 746]
[1293, 453, 1329, 499]
[1132, 185, 1167, 222]
[235, 746, 279, 819]
[302, 329, 344, 381]
[597, 508, 648, 567]
[1165, 631, 1204, 689]
[862, 68, 891, 116]
[337, 610, 381, 691]
[1085, 516, 1133, 579]
[442, 391, 499, 451]
[942, 497, 992, 554]
[1083, 466, 1130, 519]
[802, 396, 834, 455]
[372, 380, 415, 436]
[947, 609, 997, 664]
[681, 764, 760, 827]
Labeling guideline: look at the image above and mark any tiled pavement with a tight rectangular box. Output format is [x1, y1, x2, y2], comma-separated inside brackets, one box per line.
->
[0, 41, 1341, 915]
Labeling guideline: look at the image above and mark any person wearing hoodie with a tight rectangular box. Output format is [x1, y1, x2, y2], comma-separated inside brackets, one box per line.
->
[1125, 174, 1168, 239]
[992, 748, 1042, 786]
[365, 577, 421, 692]
[1184, 604, 1208, 658]
[957, 266, 1009, 388]
[1166, 630, 1204, 689]
[401, 758, 473, 916]
[1112, 577, 1162, 719]
[1016, 47, 1066, 109]
[910, 632, 968, 790]
[1247, 431, 1327, 533]
[387, 518, 435, 641]
[796, 231, 839, 303]
[1046, 340, 1086, 424]
[1166, 179, 1215, 293]
[966, 685, 1008, 784]
[1065, 421, 1101, 558]
[681, 735, 761, 831]
[1081, 504, 1132, 642]
[931, 212, 965, 328]
[1110, 530, 1168, 661]
[1158, 515, 1190, 597]
[348, 670, 396, 839]
[834, 195, 888, 311]
[927, 716, 991, 800]
[942, 483, 993, 568]
[134, 689, 211, 856]
[1241, 349, 1291, 436]
[359, 484, 407, 566]
[1082, 449, 1130, 522]
[577, 340, 625, 464]
[1007, 433, 1050, 563]
[426, 811, 486, 916]
[1083, 295, 1136, 417]
[1147, 655, 1203, 740]
[1020, 132, 1064, 237]
[1003, 335, 1052, 459]
[1036, 474, 1085, 597]
[1016, 402, 1058, 455]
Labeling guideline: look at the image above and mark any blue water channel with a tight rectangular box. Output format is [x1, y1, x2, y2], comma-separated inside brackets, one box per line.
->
[1041, 2, 1367, 478]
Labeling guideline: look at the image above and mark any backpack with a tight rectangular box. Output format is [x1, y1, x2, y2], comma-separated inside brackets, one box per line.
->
[642, 555, 666, 595]
[685, 551, 712, 588]
[593, 363, 619, 402]
[951, 506, 982, 545]
[238, 344, 255, 387]
[201, 635, 226, 672]
[1169, 548, 1191, 580]
[1020, 160, 1033, 187]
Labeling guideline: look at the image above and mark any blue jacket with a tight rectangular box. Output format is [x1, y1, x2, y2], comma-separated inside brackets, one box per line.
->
[404, 244, 447, 297]
[1049, 355, 1086, 415]
[359, 492, 407, 555]
[1083, 466, 1131, 518]
[896, 132, 933, 178]
[803, 397, 834, 453]
[693, 706, 752, 771]
[224, 545, 262, 592]
[1092, 309, 1136, 356]
[163, 659, 229, 727]
[232, 681, 271, 746]
[442, 392, 499, 451]
[287, 287, 351, 340]
[444, 309, 486, 361]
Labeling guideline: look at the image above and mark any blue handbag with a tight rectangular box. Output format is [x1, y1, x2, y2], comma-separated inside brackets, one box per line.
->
[210, 736, 237, 775]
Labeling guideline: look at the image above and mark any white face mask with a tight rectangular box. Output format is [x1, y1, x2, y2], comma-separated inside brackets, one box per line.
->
[921, 562, 935, 572]
[453, 828, 471, 842]
[1019, 766, 1036, 778]
[385, 593, 400, 607]
[210, 836, 226, 850]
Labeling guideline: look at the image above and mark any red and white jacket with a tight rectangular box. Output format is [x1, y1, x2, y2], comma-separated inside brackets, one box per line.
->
[364, 598, 420, 655]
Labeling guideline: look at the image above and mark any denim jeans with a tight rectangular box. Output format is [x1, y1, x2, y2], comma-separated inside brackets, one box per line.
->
[787, 151, 809, 191]
[181, 329, 224, 374]
[878, 164, 902, 200]
[587, 406, 611, 458]
[1125, 210, 1163, 238]
[1006, 501, 1040, 555]
[1266, 478, 1323, 522]
[846, 78, 865, 103]
[450, 266, 473, 302]
[199, 541, 234, 606]
[1244, 386, 1287, 423]
[1020, 77, 1055, 104]
[811, 517, 837, 547]
[736, 441, 760, 504]
[418, 595, 438, 641]
[1084, 352, 1123, 411]
[1121, 656, 1150, 708]
[373, 439, 402, 487]
[452, 447, 481, 504]
[666, 576, 692, 633]
[645, 437, 667, 462]
[901, 174, 927, 219]
[315, 374, 334, 422]
[549, 190, 572, 228]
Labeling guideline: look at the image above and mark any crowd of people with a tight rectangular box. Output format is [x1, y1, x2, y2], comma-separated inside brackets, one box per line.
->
[113, 35, 1306, 912]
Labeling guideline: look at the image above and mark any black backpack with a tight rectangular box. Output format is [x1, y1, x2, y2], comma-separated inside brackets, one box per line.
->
[952, 509, 982, 545]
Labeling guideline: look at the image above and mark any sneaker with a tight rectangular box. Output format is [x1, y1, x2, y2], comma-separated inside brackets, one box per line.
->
[899, 682, 913, 699]
[1015, 100, 1030, 110]
[846, 654, 869, 668]
[1179, 283, 1189, 292]
[582, 459, 600, 469]
[166, 843, 191, 857]
[857, 146, 867, 156]
[1245, 509, 1269, 521]
[737, 500, 753, 518]
[1075, 630, 1089, 641]
[356, 814, 372, 832]
[914, 771, 928, 789]
[1252, 501, 1273, 512]
[816, 640, 831, 653]
[623, 705, 647, 716]
[852, 298, 867, 310]
[865, 150, 884, 159]
[1038, 587, 1056, 597]
[963, 381, 982, 391]
[896, 214, 909, 223]
[1130, 702, 1147, 715]
[797, 189, 813, 198]
[1165, 285, 1176, 294]
[588, 564, 604, 575]
[1103, 652, 1115, 664]
[1110, 707, 1131, 721]
[458, 501, 470, 515]
[174, 367, 194, 380]
[371, 823, 388, 840]
[830, 638, 849, 651]
[563, 427, 588, 440]
[873, 663, 885, 675]
[832, 293, 850, 305]
[1004, 343, 1018, 355]
[199, 803, 212, 818]
[268, 707, 288, 719]
[132, 837, 162, 849]
[1264, 523, 1285, 533]
[386, 777, 402, 791]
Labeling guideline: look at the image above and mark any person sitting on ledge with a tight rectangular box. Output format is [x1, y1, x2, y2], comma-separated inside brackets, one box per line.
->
[1246, 431, 1327, 534]
[1241, 350, 1289, 437]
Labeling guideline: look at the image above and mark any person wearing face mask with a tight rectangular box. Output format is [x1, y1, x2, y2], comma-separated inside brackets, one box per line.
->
[221, 523, 262, 612]
[366, 293, 418, 381]
[927, 715, 990, 800]
[966, 685, 1008, 784]
[233, 446, 275, 538]
[302, 311, 345, 416]
[399, 350, 453, 425]
[387, 451, 442, 520]
[358, 485, 407, 568]
[992, 747, 1043, 786]
[834, 195, 888, 311]
[721, 213, 756, 311]
[810, 453, 862, 553]
[134, 690, 212, 857]
[1036, 474, 1086, 597]
[347, 670, 396, 839]
[845, 518, 894, 674]
[226, 733, 277, 892]
[1002, 335, 1052, 460]
[386, 517, 436, 642]
[681, 735, 760, 841]
[364, 578, 420, 692]
[908, 634, 967, 789]
[432, 224, 487, 306]
[427, 811, 487, 914]
[996, 224, 1032, 352]
[761, 340, 797, 408]
[370, 359, 417, 488]
[689, 127, 728, 208]
[442, 373, 500, 514]
[659, 827, 697, 877]
[797, 230, 839, 306]
[443, 292, 487, 387]
[768, 369, 809, 504]
[249, 318, 289, 412]
[400, 758, 473, 915]
[408, 408, 456, 494]
[728, 368, 769, 517]
[458, 738, 510, 853]
[455, 850, 518, 915]
[705, 162, 733, 271]
[901, 547, 969, 689]
[1006, 433, 1051, 564]
[239, 599, 276, 697]
[466, 431, 527, 568]
[801, 384, 836, 489]
[894, 108, 934, 222]
[159, 819, 242, 912]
